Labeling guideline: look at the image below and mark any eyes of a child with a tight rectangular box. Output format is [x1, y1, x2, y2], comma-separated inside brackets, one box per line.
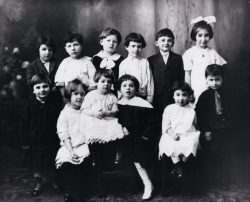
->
[72, 91, 85, 96]
[41, 47, 53, 52]
[122, 83, 135, 88]
[175, 92, 188, 97]
[35, 84, 49, 90]
[100, 79, 112, 84]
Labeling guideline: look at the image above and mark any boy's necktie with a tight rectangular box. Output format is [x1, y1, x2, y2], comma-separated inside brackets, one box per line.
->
[215, 90, 222, 114]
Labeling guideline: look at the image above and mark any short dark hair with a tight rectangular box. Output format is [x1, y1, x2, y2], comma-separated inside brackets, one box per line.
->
[190, 21, 213, 41]
[31, 74, 52, 89]
[63, 32, 83, 46]
[171, 81, 194, 103]
[155, 28, 175, 42]
[64, 79, 87, 99]
[93, 69, 115, 84]
[116, 74, 140, 92]
[205, 64, 224, 78]
[124, 33, 146, 48]
[36, 36, 56, 54]
[99, 27, 122, 45]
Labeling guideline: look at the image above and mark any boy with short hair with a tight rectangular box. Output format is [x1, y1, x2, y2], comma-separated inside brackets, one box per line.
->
[21, 74, 62, 196]
[119, 32, 154, 103]
[148, 28, 184, 115]
[55, 32, 96, 103]
[196, 64, 234, 190]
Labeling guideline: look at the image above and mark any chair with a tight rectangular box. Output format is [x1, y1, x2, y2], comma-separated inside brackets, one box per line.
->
[96, 139, 135, 196]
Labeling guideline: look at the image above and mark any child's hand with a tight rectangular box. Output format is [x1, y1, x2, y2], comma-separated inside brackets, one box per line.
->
[172, 133, 180, 141]
[123, 127, 129, 135]
[204, 131, 212, 141]
[93, 110, 104, 119]
[22, 145, 29, 150]
[142, 136, 149, 141]
[70, 150, 80, 162]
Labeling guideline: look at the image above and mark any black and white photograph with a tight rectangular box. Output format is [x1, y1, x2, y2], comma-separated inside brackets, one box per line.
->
[0, 0, 250, 201]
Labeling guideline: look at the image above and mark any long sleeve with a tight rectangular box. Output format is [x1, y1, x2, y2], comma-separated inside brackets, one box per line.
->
[57, 111, 70, 142]
[20, 106, 30, 146]
[26, 64, 35, 87]
[142, 108, 158, 139]
[162, 107, 171, 134]
[87, 60, 96, 87]
[146, 60, 154, 103]
[54, 59, 67, 86]
[195, 92, 210, 132]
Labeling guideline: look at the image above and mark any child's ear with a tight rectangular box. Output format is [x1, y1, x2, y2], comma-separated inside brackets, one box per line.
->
[155, 41, 159, 47]
[125, 46, 129, 51]
[100, 39, 103, 46]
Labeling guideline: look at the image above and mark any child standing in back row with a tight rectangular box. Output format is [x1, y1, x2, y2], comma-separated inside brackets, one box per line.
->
[92, 27, 124, 96]
[119, 33, 154, 103]
[55, 32, 96, 103]
[183, 16, 227, 105]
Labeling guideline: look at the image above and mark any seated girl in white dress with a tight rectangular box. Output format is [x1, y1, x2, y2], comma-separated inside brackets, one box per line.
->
[55, 79, 90, 201]
[81, 69, 125, 164]
[159, 81, 200, 177]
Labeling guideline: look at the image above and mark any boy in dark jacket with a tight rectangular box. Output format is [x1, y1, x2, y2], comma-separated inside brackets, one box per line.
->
[196, 64, 234, 190]
[21, 74, 62, 196]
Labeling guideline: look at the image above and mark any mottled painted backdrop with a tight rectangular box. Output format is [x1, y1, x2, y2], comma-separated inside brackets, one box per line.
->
[0, 0, 250, 181]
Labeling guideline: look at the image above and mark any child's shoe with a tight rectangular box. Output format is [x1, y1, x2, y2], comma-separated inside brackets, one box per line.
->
[114, 150, 122, 164]
[33, 177, 43, 196]
[91, 153, 96, 166]
[52, 181, 61, 194]
[142, 184, 154, 200]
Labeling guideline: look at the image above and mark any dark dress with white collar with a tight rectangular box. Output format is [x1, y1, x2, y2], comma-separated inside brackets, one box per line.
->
[117, 96, 158, 168]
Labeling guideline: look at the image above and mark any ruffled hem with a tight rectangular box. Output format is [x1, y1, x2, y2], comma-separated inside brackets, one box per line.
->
[159, 132, 200, 158]
[87, 133, 126, 144]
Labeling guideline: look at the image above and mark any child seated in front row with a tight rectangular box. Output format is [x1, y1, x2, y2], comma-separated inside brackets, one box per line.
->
[92, 27, 124, 96]
[196, 64, 234, 190]
[119, 33, 154, 103]
[117, 75, 158, 200]
[81, 69, 125, 165]
[159, 81, 200, 177]
[55, 32, 96, 103]
[21, 74, 62, 196]
[56, 79, 90, 202]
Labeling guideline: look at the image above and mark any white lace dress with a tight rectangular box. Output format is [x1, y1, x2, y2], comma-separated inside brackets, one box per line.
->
[81, 90, 125, 144]
[159, 104, 200, 158]
[55, 104, 90, 168]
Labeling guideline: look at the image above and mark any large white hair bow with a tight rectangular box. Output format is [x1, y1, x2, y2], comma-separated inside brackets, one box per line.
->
[191, 16, 216, 25]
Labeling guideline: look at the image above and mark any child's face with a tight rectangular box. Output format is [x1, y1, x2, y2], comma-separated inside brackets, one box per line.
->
[155, 36, 174, 53]
[125, 41, 142, 58]
[97, 76, 112, 95]
[100, 35, 119, 55]
[206, 75, 223, 90]
[173, 90, 189, 107]
[39, 44, 53, 62]
[120, 80, 136, 100]
[33, 82, 50, 100]
[70, 85, 85, 110]
[65, 40, 82, 58]
[196, 28, 210, 49]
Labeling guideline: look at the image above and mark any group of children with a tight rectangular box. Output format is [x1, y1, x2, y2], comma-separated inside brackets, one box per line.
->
[20, 15, 234, 201]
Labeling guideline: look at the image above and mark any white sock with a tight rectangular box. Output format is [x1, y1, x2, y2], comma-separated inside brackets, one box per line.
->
[134, 162, 152, 187]
[171, 155, 180, 164]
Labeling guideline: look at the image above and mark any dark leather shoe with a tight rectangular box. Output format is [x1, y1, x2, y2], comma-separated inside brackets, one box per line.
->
[33, 177, 43, 196]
